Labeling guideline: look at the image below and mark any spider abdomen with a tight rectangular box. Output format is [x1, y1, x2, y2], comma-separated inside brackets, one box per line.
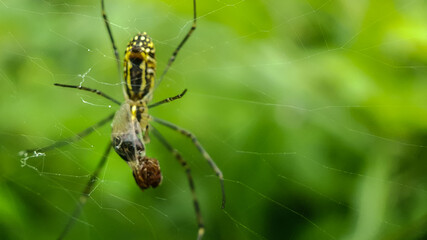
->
[124, 33, 156, 101]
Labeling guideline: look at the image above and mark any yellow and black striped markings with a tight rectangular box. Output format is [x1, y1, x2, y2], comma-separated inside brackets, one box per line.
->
[124, 32, 156, 101]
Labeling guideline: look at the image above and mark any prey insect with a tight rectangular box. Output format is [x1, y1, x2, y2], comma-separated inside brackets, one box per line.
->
[19, 0, 225, 239]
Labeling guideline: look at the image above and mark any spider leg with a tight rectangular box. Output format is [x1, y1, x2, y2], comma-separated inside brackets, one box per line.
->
[155, 0, 197, 88]
[152, 117, 225, 209]
[57, 142, 112, 240]
[54, 83, 121, 106]
[148, 89, 187, 109]
[150, 126, 205, 240]
[20, 113, 114, 156]
[101, 0, 122, 83]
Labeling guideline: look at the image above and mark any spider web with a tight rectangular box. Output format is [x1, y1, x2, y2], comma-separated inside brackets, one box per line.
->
[1, 0, 427, 239]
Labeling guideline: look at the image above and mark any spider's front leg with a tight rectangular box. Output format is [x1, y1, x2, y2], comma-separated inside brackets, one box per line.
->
[58, 142, 112, 240]
[152, 117, 226, 209]
[151, 126, 205, 240]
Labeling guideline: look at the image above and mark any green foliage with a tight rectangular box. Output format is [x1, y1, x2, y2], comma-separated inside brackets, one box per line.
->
[1, 0, 427, 239]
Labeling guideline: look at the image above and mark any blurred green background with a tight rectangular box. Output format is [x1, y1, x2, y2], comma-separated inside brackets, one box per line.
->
[1, 0, 427, 239]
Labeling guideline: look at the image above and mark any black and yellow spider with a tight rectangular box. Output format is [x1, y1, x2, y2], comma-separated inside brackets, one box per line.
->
[20, 0, 225, 239]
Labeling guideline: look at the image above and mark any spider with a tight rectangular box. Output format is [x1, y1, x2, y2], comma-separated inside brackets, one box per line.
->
[19, 0, 225, 239]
